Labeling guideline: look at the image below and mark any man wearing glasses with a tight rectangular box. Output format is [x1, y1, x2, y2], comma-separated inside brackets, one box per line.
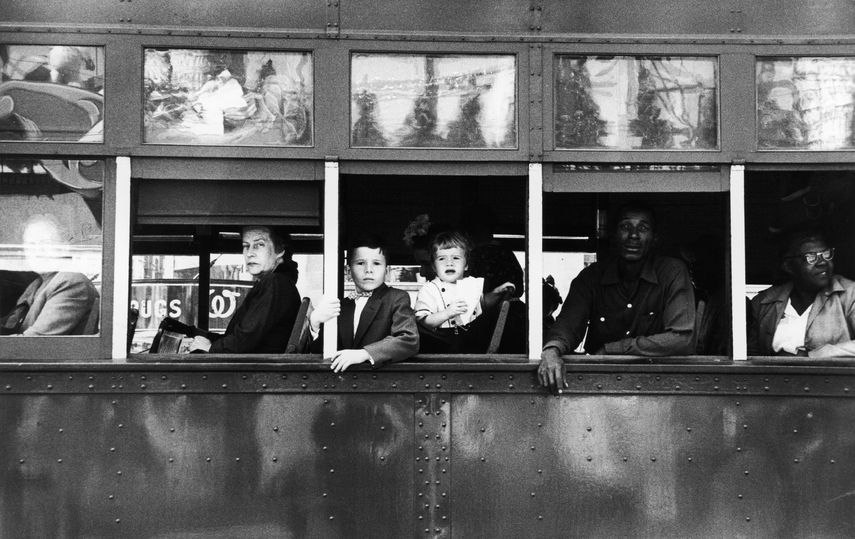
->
[748, 226, 855, 357]
[539, 201, 696, 393]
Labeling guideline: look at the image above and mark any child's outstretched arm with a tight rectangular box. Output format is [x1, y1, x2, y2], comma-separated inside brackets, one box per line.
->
[482, 282, 515, 311]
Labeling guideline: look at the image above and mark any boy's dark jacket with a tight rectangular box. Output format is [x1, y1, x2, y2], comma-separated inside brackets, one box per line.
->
[312, 283, 419, 364]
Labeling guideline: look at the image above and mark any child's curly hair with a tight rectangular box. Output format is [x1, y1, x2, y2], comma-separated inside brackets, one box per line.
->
[429, 230, 472, 261]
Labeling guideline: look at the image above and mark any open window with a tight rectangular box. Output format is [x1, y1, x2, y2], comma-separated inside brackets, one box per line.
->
[129, 161, 323, 355]
[745, 168, 855, 358]
[340, 172, 528, 355]
[543, 165, 731, 358]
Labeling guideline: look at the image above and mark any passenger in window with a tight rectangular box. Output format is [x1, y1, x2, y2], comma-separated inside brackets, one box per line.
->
[748, 226, 855, 357]
[0, 214, 99, 335]
[460, 204, 525, 298]
[189, 225, 300, 353]
[415, 230, 515, 353]
[309, 234, 419, 371]
[539, 201, 696, 392]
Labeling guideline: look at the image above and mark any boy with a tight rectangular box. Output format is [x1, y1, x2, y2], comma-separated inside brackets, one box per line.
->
[310, 234, 419, 372]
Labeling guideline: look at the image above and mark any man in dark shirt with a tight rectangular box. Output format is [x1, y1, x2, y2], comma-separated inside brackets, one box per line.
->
[538, 202, 696, 393]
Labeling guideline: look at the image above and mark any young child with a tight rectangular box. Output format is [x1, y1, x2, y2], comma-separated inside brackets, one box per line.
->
[310, 234, 419, 372]
[414, 230, 514, 351]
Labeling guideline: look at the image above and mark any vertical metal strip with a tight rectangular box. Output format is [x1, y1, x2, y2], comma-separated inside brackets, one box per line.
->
[528, 163, 544, 360]
[415, 393, 451, 537]
[323, 160, 340, 359]
[729, 164, 747, 360]
[111, 157, 131, 360]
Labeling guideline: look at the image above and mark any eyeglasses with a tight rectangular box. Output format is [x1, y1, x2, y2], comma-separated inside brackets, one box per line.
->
[788, 248, 835, 265]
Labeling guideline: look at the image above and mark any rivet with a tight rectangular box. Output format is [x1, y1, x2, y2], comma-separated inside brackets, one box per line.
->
[508, 384, 514, 389]
[141, 384, 147, 389]
[169, 427, 175, 432]
[115, 519, 121, 524]
[793, 458, 799, 463]
[636, 385, 642, 390]
[392, 383, 398, 388]
[5, 385, 10, 391]
[322, 446, 328, 451]
[181, 384, 187, 389]
[481, 457, 486, 462]
[109, 447, 115, 452]
[353, 384, 358, 389]
[118, 424, 124, 429]
[688, 457, 693, 462]
[47, 385, 53, 390]
[303, 375, 309, 380]
[329, 468, 335, 473]
[538, 515, 544, 520]
[168, 458, 174, 463]
[302, 384, 308, 389]
[746, 517, 751, 522]
[736, 447, 742, 452]
[161, 375, 167, 380]
[577, 375, 583, 381]
[380, 456, 385, 461]
[622, 457, 628, 462]
[530, 446, 536, 451]
[744, 470, 749, 475]
[282, 375, 288, 379]
[489, 375, 495, 380]
[235, 457, 240, 462]
[58, 428, 63, 433]
[206, 457, 211, 462]
[743, 424, 748, 429]
[714, 386, 719, 391]
[586, 456, 592, 461]
[273, 426, 279, 432]
[202, 375, 208, 380]
[687, 427, 692, 432]
[329, 516, 334, 520]
[530, 492, 536, 497]
[108, 494, 114, 500]
[804, 387, 810, 392]
[57, 459, 62, 463]
[831, 459, 836, 464]
[18, 459, 24, 464]
[117, 470, 122, 475]
[651, 457, 656, 462]
[468, 384, 474, 389]
[222, 384, 228, 389]
[738, 494, 743, 499]
[480, 427, 486, 432]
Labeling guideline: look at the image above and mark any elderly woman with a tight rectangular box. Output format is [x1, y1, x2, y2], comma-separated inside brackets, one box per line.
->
[190, 225, 300, 354]
[748, 227, 855, 357]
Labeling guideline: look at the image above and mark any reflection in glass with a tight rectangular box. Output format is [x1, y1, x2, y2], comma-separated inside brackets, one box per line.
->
[351, 53, 516, 148]
[757, 57, 855, 150]
[144, 49, 313, 146]
[555, 56, 718, 150]
[0, 158, 102, 335]
[0, 44, 104, 142]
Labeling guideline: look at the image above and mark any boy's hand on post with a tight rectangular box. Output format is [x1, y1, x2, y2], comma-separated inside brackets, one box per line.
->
[330, 348, 371, 372]
[310, 296, 341, 327]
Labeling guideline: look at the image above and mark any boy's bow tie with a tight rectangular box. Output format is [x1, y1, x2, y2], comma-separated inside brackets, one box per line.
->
[347, 290, 373, 301]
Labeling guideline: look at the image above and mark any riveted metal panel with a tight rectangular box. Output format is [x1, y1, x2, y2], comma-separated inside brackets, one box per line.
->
[451, 393, 855, 538]
[339, 0, 533, 35]
[539, 0, 738, 36]
[0, 392, 414, 538]
[0, 0, 325, 30]
[3, 364, 855, 537]
[414, 393, 452, 537]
